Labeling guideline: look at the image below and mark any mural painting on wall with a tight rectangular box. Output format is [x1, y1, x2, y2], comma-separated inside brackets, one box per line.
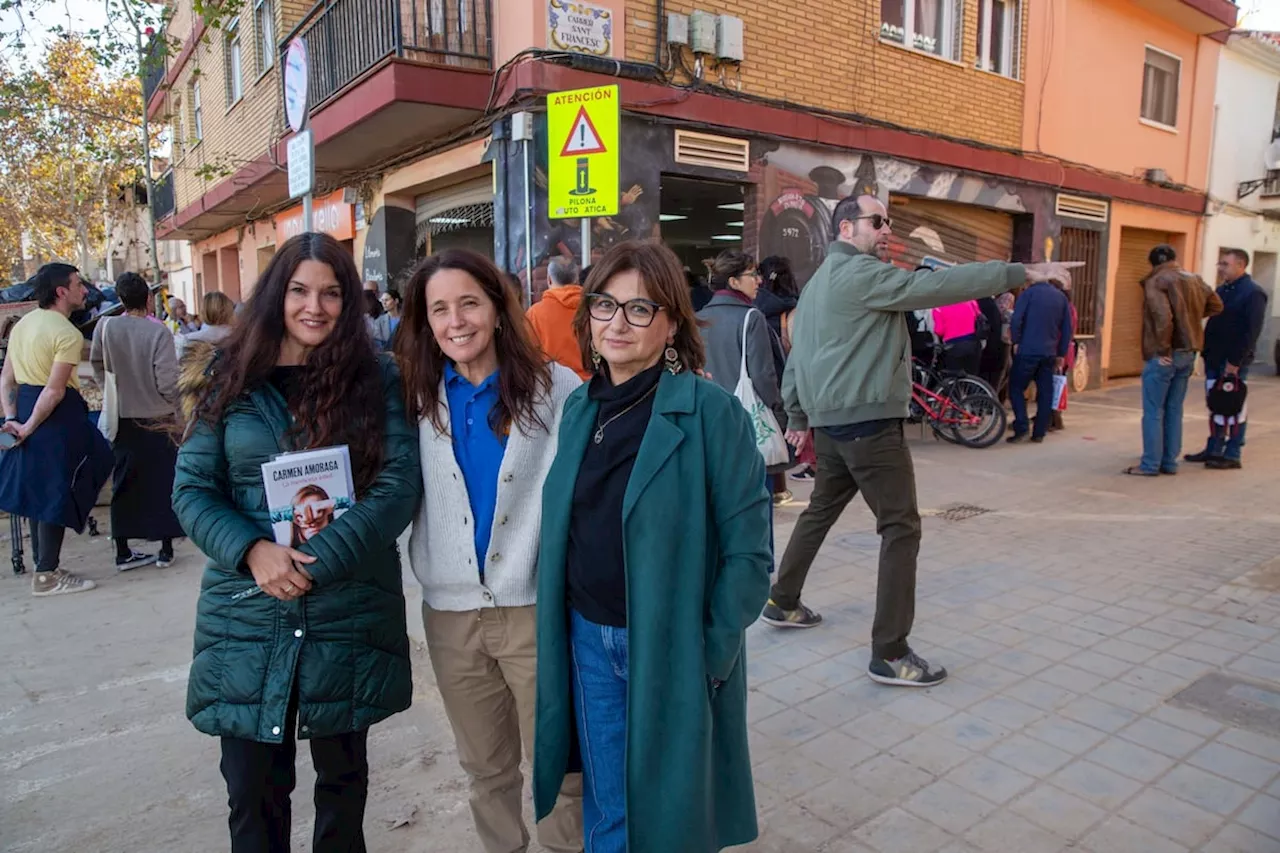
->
[753, 142, 1040, 287]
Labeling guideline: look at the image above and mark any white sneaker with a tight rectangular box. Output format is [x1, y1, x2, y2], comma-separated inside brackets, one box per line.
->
[32, 569, 97, 597]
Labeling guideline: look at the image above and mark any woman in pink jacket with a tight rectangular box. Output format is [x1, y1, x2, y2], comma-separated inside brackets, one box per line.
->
[932, 300, 984, 376]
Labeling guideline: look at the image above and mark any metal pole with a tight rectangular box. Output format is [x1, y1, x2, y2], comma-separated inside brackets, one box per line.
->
[135, 25, 161, 285]
[523, 138, 533, 307]
[303, 192, 313, 232]
[580, 217, 591, 268]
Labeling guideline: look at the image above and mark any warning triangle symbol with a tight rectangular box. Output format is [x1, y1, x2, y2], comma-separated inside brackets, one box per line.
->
[560, 107, 607, 157]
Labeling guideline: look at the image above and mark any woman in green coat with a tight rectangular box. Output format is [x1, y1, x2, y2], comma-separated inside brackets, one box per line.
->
[173, 232, 422, 852]
[533, 241, 773, 852]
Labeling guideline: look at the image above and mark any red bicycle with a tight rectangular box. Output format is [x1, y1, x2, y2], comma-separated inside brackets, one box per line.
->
[909, 376, 1007, 448]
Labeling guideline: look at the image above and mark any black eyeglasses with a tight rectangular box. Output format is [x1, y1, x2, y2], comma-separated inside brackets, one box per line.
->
[585, 293, 666, 328]
[849, 214, 892, 230]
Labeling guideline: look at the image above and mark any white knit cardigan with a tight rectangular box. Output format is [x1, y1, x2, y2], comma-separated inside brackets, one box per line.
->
[408, 363, 582, 611]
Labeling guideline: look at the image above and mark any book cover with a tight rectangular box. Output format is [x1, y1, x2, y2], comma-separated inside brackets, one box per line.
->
[261, 445, 356, 547]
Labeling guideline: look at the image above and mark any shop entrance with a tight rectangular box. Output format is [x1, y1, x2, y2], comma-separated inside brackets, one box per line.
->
[659, 176, 748, 276]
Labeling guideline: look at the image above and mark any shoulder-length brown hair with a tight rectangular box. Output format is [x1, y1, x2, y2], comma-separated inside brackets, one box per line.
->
[395, 249, 552, 437]
[185, 232, 385, 494]
[575, 240, 705, 374]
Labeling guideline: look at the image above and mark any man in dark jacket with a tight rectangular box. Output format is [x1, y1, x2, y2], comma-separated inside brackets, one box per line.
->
[1008, 276, 1073, 443]
[1186, 248, 1269, 469]
[1125, 245, 1222, 476]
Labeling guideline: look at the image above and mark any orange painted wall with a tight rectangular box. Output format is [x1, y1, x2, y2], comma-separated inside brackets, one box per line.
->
[1023, 0, 1218, 190]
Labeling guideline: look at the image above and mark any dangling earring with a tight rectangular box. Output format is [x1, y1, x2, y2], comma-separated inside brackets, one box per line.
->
[664, 342, 683, 375]
[590, 346, 602, 370]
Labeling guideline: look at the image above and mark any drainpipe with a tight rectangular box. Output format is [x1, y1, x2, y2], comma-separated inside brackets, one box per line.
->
[1198, 102, 1221, 279]
[654, 0, 664, 66]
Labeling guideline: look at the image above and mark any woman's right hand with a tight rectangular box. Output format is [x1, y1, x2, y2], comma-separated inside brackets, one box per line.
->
[246, 540, 317, 601]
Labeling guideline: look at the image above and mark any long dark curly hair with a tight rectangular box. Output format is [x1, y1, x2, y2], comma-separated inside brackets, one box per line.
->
[395, 249, 552, 438]
[185, 232, 385, 494]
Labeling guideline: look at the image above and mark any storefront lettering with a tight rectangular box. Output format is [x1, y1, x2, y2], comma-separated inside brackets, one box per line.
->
[547, 0, 612, 58]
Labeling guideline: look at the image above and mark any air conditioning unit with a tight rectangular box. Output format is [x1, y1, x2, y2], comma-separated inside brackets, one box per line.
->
[1145, 168, 1169, 184]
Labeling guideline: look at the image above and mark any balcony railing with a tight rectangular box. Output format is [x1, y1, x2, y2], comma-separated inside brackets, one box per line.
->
[141, 35, 167, 105]
[1262, 170, 1280, 199]
[151, 170, 175, 222]
[285, 0, 492, 109]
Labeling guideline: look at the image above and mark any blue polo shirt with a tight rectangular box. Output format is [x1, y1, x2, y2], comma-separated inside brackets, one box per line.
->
[444, 364, 506, 578]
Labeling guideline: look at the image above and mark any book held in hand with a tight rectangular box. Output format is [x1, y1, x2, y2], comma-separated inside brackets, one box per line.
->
[261, 445, 356, 547]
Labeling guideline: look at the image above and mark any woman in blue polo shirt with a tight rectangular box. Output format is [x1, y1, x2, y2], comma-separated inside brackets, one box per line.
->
[394, 249, 583, 853]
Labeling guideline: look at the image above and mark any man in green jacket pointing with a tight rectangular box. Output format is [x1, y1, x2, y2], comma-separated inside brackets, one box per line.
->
[764, 193, 1079, 688]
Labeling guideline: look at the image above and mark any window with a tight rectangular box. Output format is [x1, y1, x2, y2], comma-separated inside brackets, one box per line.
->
[978, 0, 1020, 78]
[191, 80, 203, 143]
[1141, 47, 1180, 129]
[171, 94, 185, 156]
[225, 16, 243, 106]
[880, 0, 961, 60]
[256, 0, 275, 76]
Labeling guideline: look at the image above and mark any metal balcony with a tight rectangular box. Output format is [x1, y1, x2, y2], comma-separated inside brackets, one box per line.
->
[285, 0, 493, 109]
[151, 170, 175, 222]
[141, 35, 166, 106]
[1262, 170, 1280, 199]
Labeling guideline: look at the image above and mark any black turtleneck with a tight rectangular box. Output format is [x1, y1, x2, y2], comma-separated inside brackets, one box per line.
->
[566, 362, 663, 628]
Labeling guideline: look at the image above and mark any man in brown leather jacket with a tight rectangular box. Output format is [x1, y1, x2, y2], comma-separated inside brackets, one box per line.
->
[1125, 245, 1223, 476]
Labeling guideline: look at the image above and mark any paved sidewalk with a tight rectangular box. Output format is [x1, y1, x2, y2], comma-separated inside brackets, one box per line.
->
[1, 375, 1279, 852]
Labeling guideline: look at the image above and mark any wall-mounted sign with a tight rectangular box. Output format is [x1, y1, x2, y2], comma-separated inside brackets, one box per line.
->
[286, 129, 314, 200]
[275, 189, 355, 243]
[548, 0, 612, 56]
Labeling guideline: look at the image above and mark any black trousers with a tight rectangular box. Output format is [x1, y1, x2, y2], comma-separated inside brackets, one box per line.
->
[771, 424, 922, 660]
[35, 521, 65, 573]
[219, 705, 370, 853]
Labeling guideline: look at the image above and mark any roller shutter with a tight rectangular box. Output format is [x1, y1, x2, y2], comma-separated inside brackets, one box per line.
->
[885, 196, 1014, 267]
[1110, 228, 1171, 378]
[414, 174, 494, 254]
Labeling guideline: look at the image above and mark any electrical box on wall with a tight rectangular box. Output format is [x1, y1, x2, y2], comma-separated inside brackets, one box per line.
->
[690, 10, 717, 54]
[716, 15, 744, 62]
[667, 12, 689, 46]
[511, 111, 534, 143]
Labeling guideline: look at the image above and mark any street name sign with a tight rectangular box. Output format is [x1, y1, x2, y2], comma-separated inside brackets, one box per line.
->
[287, 129, 314, 199]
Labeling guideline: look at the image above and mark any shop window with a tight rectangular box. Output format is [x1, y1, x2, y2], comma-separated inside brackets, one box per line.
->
[256, 0, 275, 77]
[225, 17, 243, 107]
[1141, 47, 1180, 129]
[880, 0, 961, 61]
[977, 0, 1020, 78]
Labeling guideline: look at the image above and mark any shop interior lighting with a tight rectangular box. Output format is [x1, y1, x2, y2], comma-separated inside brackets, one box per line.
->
[429, 217, 470, 225]
[659, 214, 688, 221]
[726, 221, 744, 227]
[711, 234, 742, 241]
[717, 202, 745, 210]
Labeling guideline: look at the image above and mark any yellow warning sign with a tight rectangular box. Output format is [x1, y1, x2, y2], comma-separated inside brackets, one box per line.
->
[547, 85, 619, 220]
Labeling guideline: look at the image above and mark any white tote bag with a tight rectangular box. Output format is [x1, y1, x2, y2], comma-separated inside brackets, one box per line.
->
[97, 318, 119, 442]
[734, 310, 790, 467]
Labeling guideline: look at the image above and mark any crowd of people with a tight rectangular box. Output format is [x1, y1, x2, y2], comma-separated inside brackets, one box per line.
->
[0, 188, 1268, 852]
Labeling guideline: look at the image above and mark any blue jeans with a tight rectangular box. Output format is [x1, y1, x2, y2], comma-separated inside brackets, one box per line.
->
[1009, 354, 1057, 438]
[1139, 351, 1196, 473]
[569, 610, 628, 853]
[1201, 365, 1250, 461]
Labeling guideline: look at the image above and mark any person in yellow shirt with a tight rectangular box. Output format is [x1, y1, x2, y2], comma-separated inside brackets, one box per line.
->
[0, 264, 113, 597]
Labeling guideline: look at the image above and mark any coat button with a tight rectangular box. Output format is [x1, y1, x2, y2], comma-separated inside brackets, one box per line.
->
[500, 516, 508, 525]
[300, 725, 309, 733]
[482, 590, 493, 602]
[294, 629, 303, 638]
[502, 473, 513, 483]
[490, 553, 500, 564]
[271, 726, 281, 735]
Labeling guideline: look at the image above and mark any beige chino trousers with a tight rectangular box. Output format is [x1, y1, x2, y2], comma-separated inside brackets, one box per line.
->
[423, 603, 583, 853]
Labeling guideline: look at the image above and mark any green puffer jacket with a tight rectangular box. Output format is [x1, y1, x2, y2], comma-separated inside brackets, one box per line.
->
[173, 349, 422, 743]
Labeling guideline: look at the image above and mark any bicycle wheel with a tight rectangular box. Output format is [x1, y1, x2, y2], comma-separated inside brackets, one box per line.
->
[940, 373, 999, 403]
[948, 391, 1007, 448]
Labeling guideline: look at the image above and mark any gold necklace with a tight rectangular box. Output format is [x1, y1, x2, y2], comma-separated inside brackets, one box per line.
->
[593, 384, 658, 444]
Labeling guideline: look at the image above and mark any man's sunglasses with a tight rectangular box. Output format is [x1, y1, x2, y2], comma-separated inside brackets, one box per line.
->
[846, 214, 892, 230]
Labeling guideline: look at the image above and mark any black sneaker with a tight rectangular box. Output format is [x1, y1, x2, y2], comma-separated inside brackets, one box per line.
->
[789, 467, 816, 482]
[156, 549, 175, 568]
[868, 651, 948, 687]
[116, 551, 157, 572]
[760, 599, 823, 629]
[1184, 450, 1212, 463]
[1006, 432, 1027, 444]
[1206, 457, 1242, 470]
[1030, 435, 1045, 444]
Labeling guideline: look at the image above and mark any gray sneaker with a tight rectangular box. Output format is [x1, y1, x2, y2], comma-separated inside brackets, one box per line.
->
[760, 599, 823, 629]
[868, 651, 947, 687]
[32, 569, 97, 597]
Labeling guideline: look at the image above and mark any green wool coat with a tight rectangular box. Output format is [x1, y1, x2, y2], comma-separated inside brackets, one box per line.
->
[533, 370, 772, 852]
[173, 355, 422, 743]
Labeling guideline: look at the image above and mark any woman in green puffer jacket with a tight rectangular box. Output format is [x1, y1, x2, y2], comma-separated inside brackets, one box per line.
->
[172, 232, 422, 852]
